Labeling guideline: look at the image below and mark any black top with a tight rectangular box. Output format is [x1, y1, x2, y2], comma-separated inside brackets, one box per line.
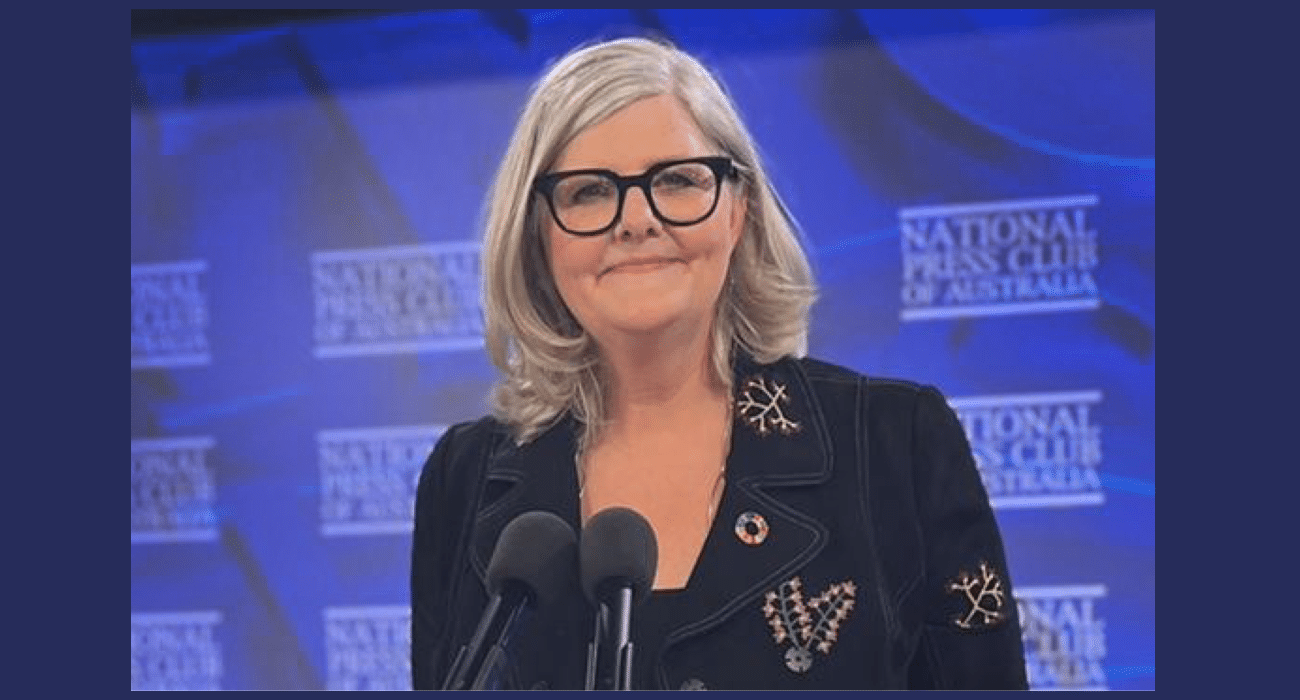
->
[410, 353, 1030, 690]
[634, 587, 699, 689]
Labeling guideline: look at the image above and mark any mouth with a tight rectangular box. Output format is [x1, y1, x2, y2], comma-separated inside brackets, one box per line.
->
[600, 257, 684, 277]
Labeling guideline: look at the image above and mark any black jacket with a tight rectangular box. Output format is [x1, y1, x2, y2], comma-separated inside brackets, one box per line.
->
[410, 354, 1029, 690]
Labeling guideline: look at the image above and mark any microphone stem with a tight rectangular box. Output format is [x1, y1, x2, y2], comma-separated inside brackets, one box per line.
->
[612, 586, 634, 690]
[441, 594, 503, 690]
[584, 605, 604, 691]
[470, 601, 527, 690]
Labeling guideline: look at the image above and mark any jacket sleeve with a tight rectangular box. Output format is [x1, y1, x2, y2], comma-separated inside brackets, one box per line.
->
[906, 385, 1029, 689]
[409, 422, 476, 690]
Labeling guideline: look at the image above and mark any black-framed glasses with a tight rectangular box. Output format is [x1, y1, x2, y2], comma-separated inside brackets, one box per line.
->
[533, 156, 739, 236]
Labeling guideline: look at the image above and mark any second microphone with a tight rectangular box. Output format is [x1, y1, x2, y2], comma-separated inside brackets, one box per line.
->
[580, 506, 659, 691]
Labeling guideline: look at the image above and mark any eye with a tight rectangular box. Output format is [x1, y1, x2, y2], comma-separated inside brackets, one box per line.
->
[654, 164, 714, 191]
[555, 176, 615, 206]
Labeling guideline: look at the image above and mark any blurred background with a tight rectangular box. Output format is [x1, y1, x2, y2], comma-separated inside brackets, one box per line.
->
[130, 9, 1154, 690]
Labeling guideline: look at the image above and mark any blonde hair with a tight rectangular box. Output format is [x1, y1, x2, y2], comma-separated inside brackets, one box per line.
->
[480, 35, 817, 448]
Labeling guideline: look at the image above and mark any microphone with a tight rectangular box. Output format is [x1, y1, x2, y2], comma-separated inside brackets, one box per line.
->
[579, 507, 658, 691]
[440, 510, 578, 690]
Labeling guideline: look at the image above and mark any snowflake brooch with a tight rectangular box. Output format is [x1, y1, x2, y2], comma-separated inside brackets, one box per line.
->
[945, 561, 1008, 630]
[735, 375, 801, 437]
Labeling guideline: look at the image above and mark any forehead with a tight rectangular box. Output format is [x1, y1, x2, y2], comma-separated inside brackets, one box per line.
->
[553, 94, 715, 173]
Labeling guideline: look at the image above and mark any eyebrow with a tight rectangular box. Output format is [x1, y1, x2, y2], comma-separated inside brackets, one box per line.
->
[550, 155, 704, 175]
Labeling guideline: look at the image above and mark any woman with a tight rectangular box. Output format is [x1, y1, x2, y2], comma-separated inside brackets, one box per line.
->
[411, 36, 1028, 690]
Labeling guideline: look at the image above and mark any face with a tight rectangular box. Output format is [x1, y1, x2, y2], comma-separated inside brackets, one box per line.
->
[541, 94, 745, 347]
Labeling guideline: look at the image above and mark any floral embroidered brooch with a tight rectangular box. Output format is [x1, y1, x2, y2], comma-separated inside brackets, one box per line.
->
[761, 577, 856, 673]
[945, 561, 1008, 630]
[736, 375, 802, 437]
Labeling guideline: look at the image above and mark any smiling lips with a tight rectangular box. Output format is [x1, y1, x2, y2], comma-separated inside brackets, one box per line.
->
[600, 257, 684, 277]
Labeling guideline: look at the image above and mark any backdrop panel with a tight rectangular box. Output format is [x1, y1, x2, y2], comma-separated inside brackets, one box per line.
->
[131, 9, 1154, 690]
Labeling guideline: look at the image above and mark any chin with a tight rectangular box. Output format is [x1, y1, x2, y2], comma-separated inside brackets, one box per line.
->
[606, 302, 700, 336]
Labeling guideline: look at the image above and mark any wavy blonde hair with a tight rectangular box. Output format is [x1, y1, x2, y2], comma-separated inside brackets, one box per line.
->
[480, 36, 817, 448]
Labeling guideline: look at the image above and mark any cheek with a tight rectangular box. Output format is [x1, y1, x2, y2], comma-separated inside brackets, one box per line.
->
[693, 222, 742, 269]
[546, 227, 601, 295]
[685, 191, 744, 266]
[703, 218, 743, 296]
[545, 226, 574, 276]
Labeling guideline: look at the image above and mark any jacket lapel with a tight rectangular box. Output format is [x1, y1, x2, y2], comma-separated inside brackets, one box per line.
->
[662, 355, 834, 646]
[468, 416, 582, 585]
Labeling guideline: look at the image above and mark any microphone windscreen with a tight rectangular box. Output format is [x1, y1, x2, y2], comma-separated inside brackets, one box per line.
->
[485, 510, 579, 608]
[579, 507, 659, 606]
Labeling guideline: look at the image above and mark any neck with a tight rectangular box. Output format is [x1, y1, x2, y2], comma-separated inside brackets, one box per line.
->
[597, 324, 727, 431]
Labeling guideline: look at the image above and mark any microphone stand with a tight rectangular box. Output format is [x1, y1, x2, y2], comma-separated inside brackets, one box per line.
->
[442, 588, 528, 691]
[469, 603, 527, 690]
[583, 604, 605, 691]
[610, 587, 635, 691]
[585, 587, 637, 690]
[441, 595, 503, 690]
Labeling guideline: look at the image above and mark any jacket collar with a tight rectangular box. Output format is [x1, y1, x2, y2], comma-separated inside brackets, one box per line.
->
[468, 352, 834, 642]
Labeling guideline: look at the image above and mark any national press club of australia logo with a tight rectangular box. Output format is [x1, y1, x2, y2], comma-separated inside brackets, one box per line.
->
[131, 610, 224, 690]
[324, 605, 411, 690]
[132, 436, 219, 543]
[948, 391, 1104, 509]
[317, 425, 446, 536]
[1016, 585, 1109, 690]
[132, 260, 211, 369]
[898, 195, 1101, 320]
[311, 242, 483, 358]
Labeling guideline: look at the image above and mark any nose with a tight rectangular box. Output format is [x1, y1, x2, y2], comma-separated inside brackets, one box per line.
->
[616, 184, 658, 241]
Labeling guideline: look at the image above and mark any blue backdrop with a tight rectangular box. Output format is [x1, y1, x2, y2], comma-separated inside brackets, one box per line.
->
[130, 9, 1154, 690]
